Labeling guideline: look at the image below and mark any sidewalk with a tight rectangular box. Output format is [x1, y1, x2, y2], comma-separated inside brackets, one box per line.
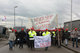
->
[0, 38, 8, 41]
[62, 41, 80, 53]
[0, 39, 8, 48]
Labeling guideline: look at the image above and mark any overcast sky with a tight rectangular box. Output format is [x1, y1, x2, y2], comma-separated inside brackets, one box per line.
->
[0, 0, 80, 28]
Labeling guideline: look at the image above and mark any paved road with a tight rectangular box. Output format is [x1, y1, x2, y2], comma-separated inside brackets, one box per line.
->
[0, 45, 74, 53]
[0, 41, 8, 48]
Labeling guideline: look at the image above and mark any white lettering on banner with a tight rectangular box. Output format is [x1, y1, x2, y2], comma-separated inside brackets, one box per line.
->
[34, 35, 51, 48]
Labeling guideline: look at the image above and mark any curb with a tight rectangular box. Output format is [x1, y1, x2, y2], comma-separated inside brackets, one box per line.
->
[62, 44, 80, 53]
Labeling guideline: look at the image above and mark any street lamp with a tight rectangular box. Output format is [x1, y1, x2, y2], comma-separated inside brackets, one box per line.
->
[14, 6, 18, 27]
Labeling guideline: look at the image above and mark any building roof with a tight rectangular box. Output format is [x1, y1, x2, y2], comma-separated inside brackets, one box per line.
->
[64, 20, 80, 24]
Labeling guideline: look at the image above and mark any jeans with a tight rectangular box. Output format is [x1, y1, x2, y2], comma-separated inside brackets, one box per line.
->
[9, 41, 14, 49]
[72, 38, 78, 47]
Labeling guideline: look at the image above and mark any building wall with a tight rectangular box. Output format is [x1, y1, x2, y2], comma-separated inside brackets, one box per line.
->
[64, 20, 80, 31]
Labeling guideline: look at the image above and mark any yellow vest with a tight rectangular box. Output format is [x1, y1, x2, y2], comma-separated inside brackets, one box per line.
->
[52, 31, 56, 38]
[42, 32, 46, 36]
[28, 31, 36, 37]
[42, 31, 50, 36]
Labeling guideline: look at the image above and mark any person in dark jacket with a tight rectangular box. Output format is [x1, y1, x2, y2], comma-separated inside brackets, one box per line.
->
[64, 28, 70, 46]
[55, 29, 58, 46]
[51, 30, 57, 46]
[26, 29, 30, 48]
[62, 28, 65, 43]
[18, 28, 26, 48]
[36, 29, 41, 36]
[14, 29, 19, 46]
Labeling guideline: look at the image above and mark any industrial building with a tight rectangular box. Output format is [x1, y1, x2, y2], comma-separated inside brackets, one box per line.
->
[64, 20, 80, 31]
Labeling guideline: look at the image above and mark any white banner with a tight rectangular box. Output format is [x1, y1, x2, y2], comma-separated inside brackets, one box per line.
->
[34, 34, 51, 48]
[31, 14, 58, 30]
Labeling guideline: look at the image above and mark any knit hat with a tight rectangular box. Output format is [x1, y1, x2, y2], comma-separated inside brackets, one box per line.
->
[12, 29, 14, 32]
[75, 28, 77, 30]
[21, 28, 24, 31]
[15, 29, 17, 32]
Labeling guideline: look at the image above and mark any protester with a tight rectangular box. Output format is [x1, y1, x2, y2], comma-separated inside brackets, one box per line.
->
[28, 27, 36, 50]
[64, 28, 70, 46]
[55, 29, 62, 48]
[14, 29, 19, 46]
[51, 30, 56, 46]
[42, 29, 51, 51]
[8, 29, 16, 50]
[71, 28, 78, 48]
[18, 28, 26, 48]
[62, 28, 65, 43]
[26, 29, 30, 48]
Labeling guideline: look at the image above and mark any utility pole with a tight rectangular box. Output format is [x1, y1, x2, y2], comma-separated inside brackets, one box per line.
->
[14, 6, 18, 27]
[71, 0, 72, 31]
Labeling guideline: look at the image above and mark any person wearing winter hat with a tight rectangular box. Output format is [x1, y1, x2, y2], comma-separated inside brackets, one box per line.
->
[28, 27, 36, 50]
[8, 29, 16, 50]
[72, 28, 78, 48]
[64, 28, 70, 46]
[55, 28, 62, 48]
[18, 28, 26, 48]
[42, 29, 51, 51]
[14, 29, 19, 46]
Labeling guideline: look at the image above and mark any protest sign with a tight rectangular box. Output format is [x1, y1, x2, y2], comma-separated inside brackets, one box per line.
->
[31, 14, 58, 30]
[34, 34, 51, 48]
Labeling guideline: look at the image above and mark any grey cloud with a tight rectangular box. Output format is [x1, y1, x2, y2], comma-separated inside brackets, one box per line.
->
[0, 0, 80, 27]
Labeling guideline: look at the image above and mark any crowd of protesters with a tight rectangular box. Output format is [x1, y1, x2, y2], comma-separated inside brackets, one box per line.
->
[8, 27, 80, 51]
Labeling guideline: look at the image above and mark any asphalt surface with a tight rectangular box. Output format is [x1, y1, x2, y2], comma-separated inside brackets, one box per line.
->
[0, 41, 8, 48]
[0, 45, 75, 53]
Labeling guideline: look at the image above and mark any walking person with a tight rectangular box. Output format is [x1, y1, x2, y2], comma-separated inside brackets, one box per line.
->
[18, 28, 26, 48]
[42, 29, 51, 51]
[26, 29, 30, 48]
[58, 29, 62, 48]
[64, 28, 70, 46]
[14, 29, 19, 46]
[8, 29, 16, 50]
[62, 28, 65, 43]
[55, 29, 62, 48]
[71, 28, 78, 48]
[28, 27, 37, 50]
[51, 30, 56, 46]
[55, 29, 58, 46]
